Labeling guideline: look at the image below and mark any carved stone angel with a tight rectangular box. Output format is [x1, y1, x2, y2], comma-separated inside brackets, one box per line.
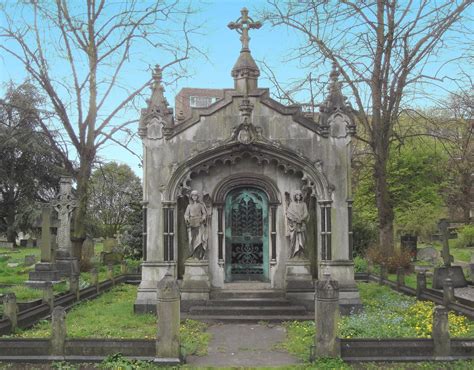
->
[285, 190, 309, 258]
[184, 190, 211, 260]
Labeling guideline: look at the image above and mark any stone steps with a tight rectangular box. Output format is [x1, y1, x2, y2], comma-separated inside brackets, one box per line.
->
[185, 288, 312, 322]
[181, 313, 314, 323]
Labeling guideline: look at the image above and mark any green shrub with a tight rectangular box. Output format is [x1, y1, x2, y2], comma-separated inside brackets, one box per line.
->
[353, 256, 368, 273]
[455, 225, 474, 249]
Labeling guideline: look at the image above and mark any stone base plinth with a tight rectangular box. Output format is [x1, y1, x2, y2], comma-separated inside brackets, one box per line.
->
[432, 266, 468, 289]
[25, 262, 60, 287]
[181, 259, 211, 301]
[134, 261, 177, 314]
[55, 257, 79, 277]
[285, 258, 314, 292]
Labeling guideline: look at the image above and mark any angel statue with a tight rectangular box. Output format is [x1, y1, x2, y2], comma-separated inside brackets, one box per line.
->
[286, 190, 309, 258]
[184, 190, 209, 260]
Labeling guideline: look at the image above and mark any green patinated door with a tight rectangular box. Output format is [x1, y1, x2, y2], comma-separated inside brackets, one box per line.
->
[225, 188, 269, 282]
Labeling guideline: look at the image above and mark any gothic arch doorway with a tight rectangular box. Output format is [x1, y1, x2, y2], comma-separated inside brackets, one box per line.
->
[225, 187, 269, 282]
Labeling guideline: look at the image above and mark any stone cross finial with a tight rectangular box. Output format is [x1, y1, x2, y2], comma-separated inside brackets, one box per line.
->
[51, 177, 77, 258]
[228, 8, 262, 52]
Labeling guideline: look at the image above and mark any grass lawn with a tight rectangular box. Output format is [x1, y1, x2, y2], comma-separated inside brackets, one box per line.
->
[8, 284, 210, 357]
[0, 247, 40, 285]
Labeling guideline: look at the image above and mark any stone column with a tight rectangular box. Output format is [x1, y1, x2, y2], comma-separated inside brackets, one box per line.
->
[50, 306, 66, 356]
[155, 274, 181, 364]
[432, 305, 451, 358]
[315, 278, 340, 358]
[69, 274, 80, 301]
[107, 264, 114, 284]
[91, 268, 99, 293]
[42, 282, 54, 313]
[396, 267, 405, 290]
[443, 278, 455, 306]
[416, 271, 426, 299]
[3, 293, 18, 331]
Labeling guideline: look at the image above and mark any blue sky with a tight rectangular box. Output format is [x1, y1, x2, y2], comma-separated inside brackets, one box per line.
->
[1, 0, 471, 178]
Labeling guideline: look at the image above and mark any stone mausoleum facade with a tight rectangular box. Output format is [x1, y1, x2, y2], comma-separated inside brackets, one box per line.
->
[135, 9, 360, 313]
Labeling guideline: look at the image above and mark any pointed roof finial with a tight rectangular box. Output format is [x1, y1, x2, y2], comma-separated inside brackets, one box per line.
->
[228, 7, 262, 52]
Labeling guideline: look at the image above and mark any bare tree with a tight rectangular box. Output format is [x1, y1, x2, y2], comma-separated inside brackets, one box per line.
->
[0, 0, 200, 247]
[262, 0, 472, 255]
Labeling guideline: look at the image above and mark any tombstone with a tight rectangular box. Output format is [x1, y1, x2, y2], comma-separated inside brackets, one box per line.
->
[19, 239, 28, 247]
[100, 251, 124, 265]
[24, 255, 36, 266]
[432, 219, 467, 289]
[52, 177, 79, 277]
[81, 237, 95, 261]
[26, 237, 37, 248]
[417, 246, 439, 264]
[0, 241, 14, 249]
[26, 206, 60, 287]
[103, 237, 117, 253]
[400, 234, 417, 261]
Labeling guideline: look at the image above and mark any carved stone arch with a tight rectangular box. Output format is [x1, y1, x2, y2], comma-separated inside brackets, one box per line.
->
[213, 173, 281, 206]
[166, 141, 331, 201]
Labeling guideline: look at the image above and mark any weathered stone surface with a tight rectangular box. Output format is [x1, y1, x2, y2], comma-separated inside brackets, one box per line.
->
[416, 271, 427, 299]
[2, 293, 18, 330]
[81, 237, 95, 261]
[443, 278, 455, 306]
[432, 266, 467, 289]
[156, 274, 181, 362]
[417, 247, 440, 264]
[315, 278, 340, 358]
[181, 259, 210, 301]
[42, 282, 54, 312]
[50, 306, 66, 356]
[52, 177, 77, 258]
[0, 241, 14, 249]
[432, 305, 450, 358]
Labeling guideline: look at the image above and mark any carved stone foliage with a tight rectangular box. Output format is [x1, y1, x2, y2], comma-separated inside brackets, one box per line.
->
[51, 177, 77, 254]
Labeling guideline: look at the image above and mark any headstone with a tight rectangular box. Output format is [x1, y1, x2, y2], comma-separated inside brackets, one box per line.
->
[101, 251, 124, 265]
[432, 305, 450, 358]
[396, 267, 405, 290]
[26, 206, 60, 286]
[81, 237, 95, 261]
[52, 177, 77, 258]
[19, 239, 28, 247]
[432, 266, 467, 289]
[50, 306, 66, 356]
[107, 264, 114, 283]
[0, 241, 14, 249]
[417, 246, 439, 264]
[315, 276, 340, 358]
[156, 274, 181, 364]
[26, 237, 37, 248]
[401, 234, 417, 261]
[52, 177, 79, 277]
[24, 255, 36, 266]
[91, 268, 99, 293]
[69, 274, 80, 301]
[103, 237, 117, 253]
[3, 293, 18, 331]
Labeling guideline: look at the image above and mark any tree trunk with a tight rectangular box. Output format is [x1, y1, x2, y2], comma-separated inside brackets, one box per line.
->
[373, 149, 395, 256]
[72, 150, 94, 259]
[460, 171, 471, 225]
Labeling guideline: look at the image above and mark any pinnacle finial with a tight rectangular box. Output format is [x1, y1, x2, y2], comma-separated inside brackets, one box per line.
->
[152, 65, 162, 83]
[329, 62, 339, 82]
[228, 8, 262, 52]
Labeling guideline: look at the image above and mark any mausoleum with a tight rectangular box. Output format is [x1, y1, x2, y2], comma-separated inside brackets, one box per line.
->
[135, 8, 360, 314]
